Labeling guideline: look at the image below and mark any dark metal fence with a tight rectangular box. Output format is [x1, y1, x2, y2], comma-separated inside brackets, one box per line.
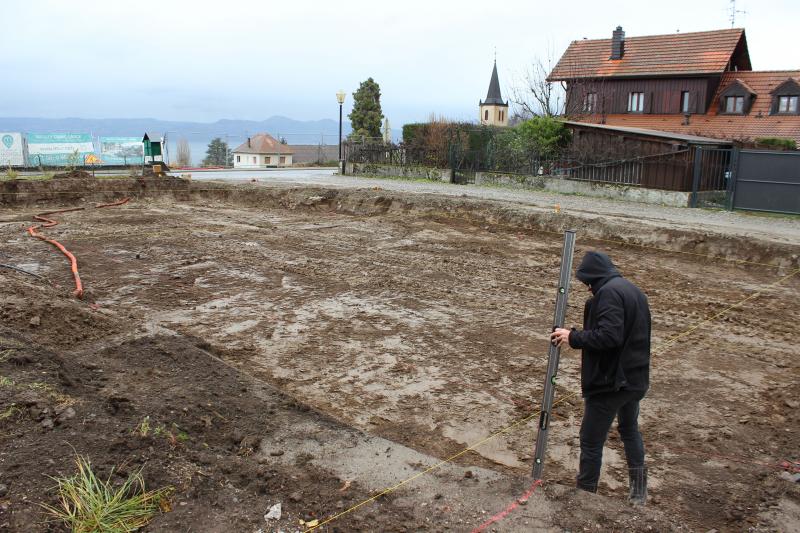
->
[731, 150, 800, 214]
[689, 147, 735, 208]
[346, 138, 742, 195]
[347, 143, 699, 191]
[565, 149, 693, 190]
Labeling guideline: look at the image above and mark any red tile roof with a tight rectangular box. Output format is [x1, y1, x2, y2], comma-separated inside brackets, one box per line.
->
[232, 133, 293, 155]
[549, 28, 747, 80]
[578, 71, 800, 145]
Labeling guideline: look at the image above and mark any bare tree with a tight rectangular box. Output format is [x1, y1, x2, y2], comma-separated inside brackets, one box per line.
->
[176, 138, 192, 167]
[511, 49, 565, 119]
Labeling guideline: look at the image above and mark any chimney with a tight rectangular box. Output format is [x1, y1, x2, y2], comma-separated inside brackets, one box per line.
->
[611, 26, 625, 60]
[247, 137, 251, 147]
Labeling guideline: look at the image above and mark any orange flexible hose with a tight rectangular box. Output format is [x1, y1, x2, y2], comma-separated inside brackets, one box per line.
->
[26, 197, 131, 299]
[27, 222, 84, 298]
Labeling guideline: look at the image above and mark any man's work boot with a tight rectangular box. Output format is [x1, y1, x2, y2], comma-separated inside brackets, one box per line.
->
[628, 467, 647, 505]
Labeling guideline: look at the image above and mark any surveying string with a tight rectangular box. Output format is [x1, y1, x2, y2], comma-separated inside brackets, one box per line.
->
[305, 390, 580, 531]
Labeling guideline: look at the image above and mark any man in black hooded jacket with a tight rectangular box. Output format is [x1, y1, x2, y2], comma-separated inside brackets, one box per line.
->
[551, 250, 651, 504]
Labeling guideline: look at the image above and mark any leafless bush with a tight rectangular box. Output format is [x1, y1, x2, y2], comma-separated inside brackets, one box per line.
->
[176, 138, 192, 167]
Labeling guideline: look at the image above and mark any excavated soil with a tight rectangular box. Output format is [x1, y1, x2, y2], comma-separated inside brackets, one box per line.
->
[0, 179, 798, 532]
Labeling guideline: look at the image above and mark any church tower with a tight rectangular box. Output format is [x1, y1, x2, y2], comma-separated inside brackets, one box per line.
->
[479, 61, 509, 127]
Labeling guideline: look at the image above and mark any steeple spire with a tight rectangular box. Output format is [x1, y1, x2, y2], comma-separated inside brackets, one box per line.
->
[483, 61, 505, 105]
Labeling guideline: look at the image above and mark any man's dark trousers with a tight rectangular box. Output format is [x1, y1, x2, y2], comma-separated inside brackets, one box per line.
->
[577, 389, 646, 493]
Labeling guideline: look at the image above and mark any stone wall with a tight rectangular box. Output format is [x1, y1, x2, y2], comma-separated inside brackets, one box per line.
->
[474, 171, 693, 207]
[347, 162, 452, 182]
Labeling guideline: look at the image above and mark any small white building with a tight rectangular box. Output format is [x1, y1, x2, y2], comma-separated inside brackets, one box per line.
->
[232, 133, 294, 168]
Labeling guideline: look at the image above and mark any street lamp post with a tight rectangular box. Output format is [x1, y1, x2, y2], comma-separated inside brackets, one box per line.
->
[336, 90, 346, 175]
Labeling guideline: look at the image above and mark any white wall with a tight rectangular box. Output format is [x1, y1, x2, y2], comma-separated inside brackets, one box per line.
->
[232, 152, 293, 168]
[479, 104, 509, 127]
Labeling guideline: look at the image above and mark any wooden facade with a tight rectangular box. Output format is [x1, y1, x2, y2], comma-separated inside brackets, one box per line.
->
[565, 77, 720, 116]
[550, 27, 800, 146]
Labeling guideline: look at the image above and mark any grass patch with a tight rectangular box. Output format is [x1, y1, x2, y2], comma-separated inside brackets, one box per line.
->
[42, 455, 172, 532]
[0, 403, 21, 420]
[0, 375, 14, 387]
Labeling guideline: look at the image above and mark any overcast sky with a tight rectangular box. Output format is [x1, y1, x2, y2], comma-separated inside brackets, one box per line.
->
[2, 0, 797, 126]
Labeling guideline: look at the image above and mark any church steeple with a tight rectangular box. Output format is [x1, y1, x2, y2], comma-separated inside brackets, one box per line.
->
[483, 61, 506, 105]
[479, 60, 509, 126]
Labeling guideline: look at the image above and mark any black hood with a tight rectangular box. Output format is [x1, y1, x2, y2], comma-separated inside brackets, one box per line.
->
[576, 251, 621, 292]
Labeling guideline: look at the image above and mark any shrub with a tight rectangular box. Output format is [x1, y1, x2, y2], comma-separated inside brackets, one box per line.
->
[754, 137, 797, 150]
[4, 164, 18, 180]
[516, 117, 571, 159]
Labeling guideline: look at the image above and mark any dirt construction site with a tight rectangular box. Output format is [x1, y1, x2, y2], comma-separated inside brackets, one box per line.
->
[0, 176, 798, 532]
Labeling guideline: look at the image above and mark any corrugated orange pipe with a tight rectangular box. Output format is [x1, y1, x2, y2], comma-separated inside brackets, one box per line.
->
[26, 198, 130, 299]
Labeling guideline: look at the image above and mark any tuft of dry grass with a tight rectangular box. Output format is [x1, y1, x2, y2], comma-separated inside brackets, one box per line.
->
[42, 455, 172, 532]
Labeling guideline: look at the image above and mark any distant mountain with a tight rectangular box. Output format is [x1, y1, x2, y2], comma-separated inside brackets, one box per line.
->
[0, 116, 362, 145]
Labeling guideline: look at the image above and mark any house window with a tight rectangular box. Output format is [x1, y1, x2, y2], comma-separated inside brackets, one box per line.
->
[627, 92, 644, 112]
[236, 155, 240, 163]
[279, 156, 286, 164]
[264, 156, 270, 164]
[484, 110, 489, 121]
[777, 95, 798, 114]
[724, 96, 744, 114]
[681, 91, 690, 113]
[252, 156, 256, 163]
[583, 92, 597, 113]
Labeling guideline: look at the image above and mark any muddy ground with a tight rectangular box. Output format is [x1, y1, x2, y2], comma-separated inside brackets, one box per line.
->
[1, 179, 798, 532]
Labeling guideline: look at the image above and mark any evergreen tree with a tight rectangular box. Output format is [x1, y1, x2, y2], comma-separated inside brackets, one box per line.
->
[348, 78, 384, 141]
[202, 138, 233, 167]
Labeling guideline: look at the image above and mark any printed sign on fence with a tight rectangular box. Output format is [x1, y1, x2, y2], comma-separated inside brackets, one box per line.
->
[26, 133, 95, 166]
[0, 132, 25, 167]
[99, 137, 144, 165]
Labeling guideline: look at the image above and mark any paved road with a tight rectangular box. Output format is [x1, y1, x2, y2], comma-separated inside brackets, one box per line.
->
[177, 168, 800, 246]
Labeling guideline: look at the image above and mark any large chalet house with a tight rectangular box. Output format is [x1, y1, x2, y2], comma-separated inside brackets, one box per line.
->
[548, 27, 800, 147]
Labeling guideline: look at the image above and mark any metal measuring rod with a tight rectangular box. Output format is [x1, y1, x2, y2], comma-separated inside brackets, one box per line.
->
[532, 229, 576, 480]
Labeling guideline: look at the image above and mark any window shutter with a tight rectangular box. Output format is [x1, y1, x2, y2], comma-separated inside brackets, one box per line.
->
[647, 92, 654, 114]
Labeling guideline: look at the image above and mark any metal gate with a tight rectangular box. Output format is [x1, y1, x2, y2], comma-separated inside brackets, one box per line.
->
[689, 147, 734, 208]
[731, 150, 800, 214]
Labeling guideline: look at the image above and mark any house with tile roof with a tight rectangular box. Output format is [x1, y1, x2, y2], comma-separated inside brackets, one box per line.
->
[548, 27, 800, 147]
[232, 133, 294, 168]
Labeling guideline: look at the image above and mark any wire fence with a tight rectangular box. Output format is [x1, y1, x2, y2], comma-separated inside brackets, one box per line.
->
[345, 141, 717, 192]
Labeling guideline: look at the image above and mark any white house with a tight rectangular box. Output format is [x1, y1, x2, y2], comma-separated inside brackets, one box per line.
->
[232, 133, 293, 168]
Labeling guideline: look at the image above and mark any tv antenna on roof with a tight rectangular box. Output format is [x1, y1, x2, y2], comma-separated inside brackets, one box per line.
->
[729, 0, 747, 28]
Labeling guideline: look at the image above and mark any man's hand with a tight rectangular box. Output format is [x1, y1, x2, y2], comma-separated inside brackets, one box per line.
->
[550, 328, 572, 348]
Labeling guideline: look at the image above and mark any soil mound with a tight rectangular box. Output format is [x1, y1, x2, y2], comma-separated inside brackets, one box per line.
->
[52, 169, 93, 179]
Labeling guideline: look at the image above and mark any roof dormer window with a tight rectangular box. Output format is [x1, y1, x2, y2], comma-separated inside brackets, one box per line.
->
[719, 78, 755, 115]
[770, 78, 800, 115]
[777, 96, 798, 114]
[725, 96, 744, 114]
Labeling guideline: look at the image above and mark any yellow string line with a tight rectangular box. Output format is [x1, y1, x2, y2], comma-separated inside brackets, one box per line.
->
[306, 266, 800, 531]
[4, 207, 792, 270]
[651, 267, 800, 356]
[306, 390, 579, 531]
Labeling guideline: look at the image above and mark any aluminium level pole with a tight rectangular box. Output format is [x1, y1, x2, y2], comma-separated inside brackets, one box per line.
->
[532, 229, 577, 480]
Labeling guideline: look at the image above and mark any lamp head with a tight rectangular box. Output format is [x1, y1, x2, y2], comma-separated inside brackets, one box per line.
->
[336, 90, 346, 105]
